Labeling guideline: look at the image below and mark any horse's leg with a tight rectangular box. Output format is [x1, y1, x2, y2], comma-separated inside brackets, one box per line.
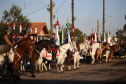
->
[74, 56, 77, 70]
[31, 60, 36, 77]
[99, 55, 102, 64]
[48, 61, 52, 71]
[68, 58, 71, 71]
[66, 58, 68, 71]
[77, 55, 80, 69]
[43, 63, 47, 71]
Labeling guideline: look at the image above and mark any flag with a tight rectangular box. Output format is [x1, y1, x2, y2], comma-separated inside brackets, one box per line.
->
[66, 21, 68, 28]
[104, 32, 106, 42]
[19, 22, 22, 33]
[91, 28, 93, 45]
[94, 30, 97, 42]
[12, 20, 15, 30]
[108, 31, 111, 43]
[73, 24, 75, 30]
[55, 25, 60, 46]
[68, 28, 71, 43]
[109, 31, 111, 42]
[62, 28, 64, 44]
[108, 31, 110, 43]
[67, 20, 70, 28]
[106, 32, 108, 42]
[30, 25, 32, 33]
[57, 19, 60, 27]
[35, 25, 37, 33]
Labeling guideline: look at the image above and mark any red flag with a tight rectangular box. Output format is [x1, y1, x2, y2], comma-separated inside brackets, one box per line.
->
[57, 19, 60, 27]
[91, 28, 93, 45]
[12, 20, 15, 30]
[20, 22, 22, 33]
[73, 24, 75, 30]
[31, 25, 32, 33]
[35, 25, 37, 33]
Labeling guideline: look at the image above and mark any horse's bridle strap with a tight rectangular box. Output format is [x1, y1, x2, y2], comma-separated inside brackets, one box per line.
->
[16, 52, 21, 58]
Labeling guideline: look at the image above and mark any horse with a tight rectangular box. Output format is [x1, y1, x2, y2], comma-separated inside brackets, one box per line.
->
[79, 41, 90, 57]
[107, 44, 120, 62]
[90, 43, 102, 65]
[39, 42, 77, 73]
[31, 40, 51, 77]
[65, 49, 73, 71]
[79, 41, 91, 64]
[12, 41, 35, 80]
[94, 43, 110, 64]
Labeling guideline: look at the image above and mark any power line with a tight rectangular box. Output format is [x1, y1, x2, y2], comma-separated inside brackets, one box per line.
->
[25, 6, 48, 16]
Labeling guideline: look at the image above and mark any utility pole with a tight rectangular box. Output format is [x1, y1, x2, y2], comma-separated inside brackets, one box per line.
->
[72, 0, 74, 30]
[50, 0, 53, 36]
[103, 0, 105, 36]
[97, 20, 99, 34]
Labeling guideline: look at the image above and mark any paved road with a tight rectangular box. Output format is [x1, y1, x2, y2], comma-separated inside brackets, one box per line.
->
[0, 58, 126, 84]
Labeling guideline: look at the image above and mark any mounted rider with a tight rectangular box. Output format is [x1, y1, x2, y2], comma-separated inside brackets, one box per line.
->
[0, 26, 14, 54]
[50, 33, 58, 61]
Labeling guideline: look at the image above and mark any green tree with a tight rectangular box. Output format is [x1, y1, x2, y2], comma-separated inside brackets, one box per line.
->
[116, 24, 126, 41]
[1, 4, 31, 35]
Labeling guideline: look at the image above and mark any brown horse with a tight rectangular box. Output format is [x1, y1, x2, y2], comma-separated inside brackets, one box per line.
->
[108, 44, 120, 62]
[13, 38, 34, 80]
[65, 49, 73, 71]
[65, 42, 80, 71]
[31, 40, 51, 77]
[95, 42, 110, 64]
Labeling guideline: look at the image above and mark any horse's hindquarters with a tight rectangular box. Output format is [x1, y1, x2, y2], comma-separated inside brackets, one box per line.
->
[0, 45, 11, 54]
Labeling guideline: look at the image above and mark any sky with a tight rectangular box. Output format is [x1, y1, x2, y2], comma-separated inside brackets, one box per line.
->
[0, 0, 126, 36]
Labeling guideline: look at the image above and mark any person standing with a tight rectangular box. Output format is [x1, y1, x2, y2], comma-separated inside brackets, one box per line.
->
[50, 33, 57, 61]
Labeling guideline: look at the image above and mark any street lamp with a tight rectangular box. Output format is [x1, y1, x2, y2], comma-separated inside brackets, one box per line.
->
[84, 15, 97, 26]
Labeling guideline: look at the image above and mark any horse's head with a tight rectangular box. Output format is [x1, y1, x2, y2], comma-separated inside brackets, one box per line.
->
[105, 43, 110, 50]
[42, 40, 51, 53]
[69, 41, 77, 53]
[46, 40, 51, 53]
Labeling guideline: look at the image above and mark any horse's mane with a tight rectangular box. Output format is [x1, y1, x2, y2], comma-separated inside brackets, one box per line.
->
[35, 40, 50, 45]
[18, 37, 31, 45]
[34, 40, 51, 51]
[76, 42, 80, 51]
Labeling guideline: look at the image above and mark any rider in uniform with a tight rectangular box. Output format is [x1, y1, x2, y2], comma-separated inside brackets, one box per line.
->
[50, 33, 57, 61]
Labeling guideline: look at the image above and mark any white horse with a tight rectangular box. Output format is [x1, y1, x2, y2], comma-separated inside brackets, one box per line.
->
[90, 43, 102, 65]
[79, 41, 90, 56]
[37, 42, 77, 73]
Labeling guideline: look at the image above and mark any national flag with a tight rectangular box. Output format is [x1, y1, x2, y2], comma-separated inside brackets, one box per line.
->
[55, 25, 60, 46]
[57, 19, 60, 27]
[109, 31, 111, 42]
[68, 28, 71, 43]
[66, 21, 68, 28]
[35, 25, 37, 33]
[12, 20, 15, 30]
[67, 20, 70, 28]
[62, 28, 64, 44]
[104, 32, 106, 42]
[108, 31, 111, 43]
[106, 32, 108, 42]
[19, 22, 22, 33]
[94, 30, 97, 42]
[91, 28, 93, 45]
[73, 24, 75, 30]
[30, 25, 32, 33]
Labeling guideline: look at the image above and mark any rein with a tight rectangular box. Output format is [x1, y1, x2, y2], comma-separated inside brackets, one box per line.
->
[15, 43, 34, 59]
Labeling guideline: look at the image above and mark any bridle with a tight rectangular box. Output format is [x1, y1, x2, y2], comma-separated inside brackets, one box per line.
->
[15, 43, 34, 59]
